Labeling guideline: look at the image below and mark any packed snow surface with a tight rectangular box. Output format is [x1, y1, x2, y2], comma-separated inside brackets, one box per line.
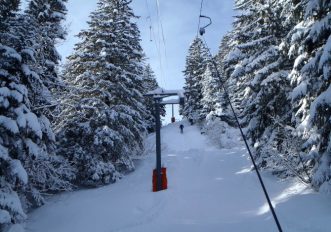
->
[26, 121, 331, 232]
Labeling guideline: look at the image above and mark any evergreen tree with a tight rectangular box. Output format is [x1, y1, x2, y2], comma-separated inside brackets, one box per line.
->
[216, 0, 331, 189]
[220, 1, 294, 171]
[200, 63, 220, 119]
[251, 0, 305, 175]
[183, 37, 210, 123]
[142, 64, 164, 133]
[0, 2, 33, 229]
[15, 3, 73, 207]
[56, 0, 148, 186]
[0, 0, 20, 22]
[25, 0, 68, 120]
[214, 33, 237, 127]
[1, 3, 72, 229]
[285, 0, 331, 190]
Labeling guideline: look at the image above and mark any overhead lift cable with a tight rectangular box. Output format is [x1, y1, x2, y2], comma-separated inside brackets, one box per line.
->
[155, 0, 168, 86]
[144, 0, 166, 87]
[155, 0, 167, 58]
[197, 3, 283, 232]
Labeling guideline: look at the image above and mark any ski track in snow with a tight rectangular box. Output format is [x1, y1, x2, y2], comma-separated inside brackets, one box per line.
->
[26, 121, 331, 232]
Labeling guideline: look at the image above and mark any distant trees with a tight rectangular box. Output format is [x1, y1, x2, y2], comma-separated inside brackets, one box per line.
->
[182, 37, 212, 123]
[142, 64, 165, 133]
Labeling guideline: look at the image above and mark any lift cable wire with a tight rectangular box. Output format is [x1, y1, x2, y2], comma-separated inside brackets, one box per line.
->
[156, 0, 167, 60]
[155, 0, 168, 87]
[144, 0, 166, 87]
[144, 0, 153, 41]
[201, 35, 283, 232]
[196, 3, 283, 230]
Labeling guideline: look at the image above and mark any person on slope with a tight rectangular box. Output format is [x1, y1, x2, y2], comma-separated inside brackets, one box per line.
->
[179, 124, 184, 134]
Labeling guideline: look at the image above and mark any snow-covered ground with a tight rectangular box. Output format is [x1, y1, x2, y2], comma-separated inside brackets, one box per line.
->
[26, 121, 331, 232]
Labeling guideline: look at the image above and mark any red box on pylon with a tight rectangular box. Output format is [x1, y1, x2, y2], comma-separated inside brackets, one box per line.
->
[152, 167, 167, 192]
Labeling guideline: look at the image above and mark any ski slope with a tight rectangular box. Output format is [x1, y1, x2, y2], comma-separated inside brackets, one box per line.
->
[26, 121, 331, 232]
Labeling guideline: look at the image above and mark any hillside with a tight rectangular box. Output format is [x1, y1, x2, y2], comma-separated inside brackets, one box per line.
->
[26, 122, 331, 232]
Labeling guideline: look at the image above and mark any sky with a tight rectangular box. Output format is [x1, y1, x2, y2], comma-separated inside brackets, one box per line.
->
[23, 0, 235, 122]
[57, 0, 235, 89]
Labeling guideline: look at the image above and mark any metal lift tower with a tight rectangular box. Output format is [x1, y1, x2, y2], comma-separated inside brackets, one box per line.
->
[144, 88, 185, 191]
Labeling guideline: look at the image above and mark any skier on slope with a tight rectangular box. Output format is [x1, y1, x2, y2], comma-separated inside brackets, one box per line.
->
[179, 124, 184, 134]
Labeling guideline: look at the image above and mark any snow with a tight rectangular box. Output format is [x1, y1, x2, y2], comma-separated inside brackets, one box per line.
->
[293, 53, 306, 69]
[319, 35, 331, 72]
[0, 144, 9, 160]
[320, 180, 331, 194]
[308, 14, 331, 43]
[21, 48, 36, 62]
[9, 90, 24, 103]
[290, 80, 308, 100]
[39, 115, 55, 142]
[0, 116, 19, 134]
[246, 46, 278, 72]
[25, 112, 42, 139]
[14, 110, 43, 138]
[230, 64, 244, 79]
[309, 84, 331, 120]
[0, 192, 26, 221]
[10, 159, 28, 184]
[21, 64, 40, 81]
[0, 87, 11, 98]
[260, 71, 287, 86]
[26, 121, 331, 232]
[0, 209, 11, 224]
[224, 47, 243, 63]
[6, 224, 25, 232]
[146, 88, 185, 97]
[0, 45, 22, 62]
[0, 87, 23, 104]
[25, 139, 41, 158]
[51, 12, 66, 20]
[161, 98, 180, 104]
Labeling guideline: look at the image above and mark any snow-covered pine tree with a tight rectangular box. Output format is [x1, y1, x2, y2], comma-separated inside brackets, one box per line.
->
[236, 0, 295, 170]
[221, 1, 259, 129]
[200, 63, 220, 119]
[0, 2, 34, 230]
[250, 0, 312, 178]
[13, 6, 73, 207]
[142, 64, 165, 133]
[183, 37, 210, 123]
[0, 0, 20, 22]
[56, 0, 148, 186]
[225, 1, 279, 144]
[1, 1, 73, 220]
[25, 0, 68, 120]
[285, 0, 331, 191]
[219, 1, 294, 173]
[213, 33, 238, 127]
[218, 0, 331, 187]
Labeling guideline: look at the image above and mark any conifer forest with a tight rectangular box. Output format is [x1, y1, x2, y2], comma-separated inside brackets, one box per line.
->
[0, 0, 330, 231]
